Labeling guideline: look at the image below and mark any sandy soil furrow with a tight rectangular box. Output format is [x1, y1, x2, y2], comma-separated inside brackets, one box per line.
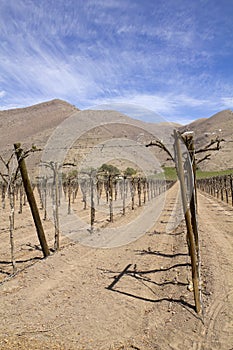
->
[0, 186, 232, 349]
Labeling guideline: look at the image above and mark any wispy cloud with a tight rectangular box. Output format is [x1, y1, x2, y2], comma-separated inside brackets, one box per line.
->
[220, 97, 233, 108]
[0, 91, 6, 98]
[86, 92, 222, 124]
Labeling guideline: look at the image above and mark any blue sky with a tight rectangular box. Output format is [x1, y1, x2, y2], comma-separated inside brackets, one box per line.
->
[1, 0, 233, 124]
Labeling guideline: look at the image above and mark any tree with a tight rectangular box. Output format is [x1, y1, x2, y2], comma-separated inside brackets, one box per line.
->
[124, 167, 137, 177]
[98, 163, 120, 176]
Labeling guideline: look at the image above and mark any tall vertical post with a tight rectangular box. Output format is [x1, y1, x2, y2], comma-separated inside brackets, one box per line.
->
[183, 133, 199, 252]
[230, 175, 233, 207]
[14, 143, 50, 258]
[122, 176, 126, 215]
[173, 132, 201, 314]
[109, 175, 113, 222]
[90, 173, 95, 231]
[53, 162, 60, 250]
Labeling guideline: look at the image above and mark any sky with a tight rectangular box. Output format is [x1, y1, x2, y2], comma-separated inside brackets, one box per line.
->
[1, 0, 233, 124]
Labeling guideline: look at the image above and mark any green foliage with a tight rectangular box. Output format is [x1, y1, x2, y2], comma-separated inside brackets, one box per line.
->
[162, 167, 233, 181]
[161, 167, 177, 181]
[158, 167, 233, 181]
[124, 167, 137, 176]
[196, 169, 233, 179]
[98, 163, 120, 175]
[68, 169, 78, 179]
[62, 169, 78, 181]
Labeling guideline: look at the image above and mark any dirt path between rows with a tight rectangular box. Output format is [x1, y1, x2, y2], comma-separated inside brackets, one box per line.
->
[195, 192, 233, 350]
[0, 185, 232, 349]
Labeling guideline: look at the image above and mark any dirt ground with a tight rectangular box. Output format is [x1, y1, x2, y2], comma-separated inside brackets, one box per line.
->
[0, 184, 232, 350]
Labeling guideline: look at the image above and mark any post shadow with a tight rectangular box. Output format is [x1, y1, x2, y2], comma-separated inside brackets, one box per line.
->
[134, 248, 188, 258]
[104, 263, 194, 312]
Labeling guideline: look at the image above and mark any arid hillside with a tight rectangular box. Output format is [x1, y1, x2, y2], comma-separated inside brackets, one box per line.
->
[0, 99, 78, 172]
[0, 99, 79, 149]
[0, 99, 177, 177]
[1, 100, 232, 173]
[180, 109, 233, 170]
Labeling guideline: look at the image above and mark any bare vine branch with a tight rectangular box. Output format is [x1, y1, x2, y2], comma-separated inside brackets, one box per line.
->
[196, 154, 211, 165]
[146, 140, 174, 162]
[195, 137, 224, 154]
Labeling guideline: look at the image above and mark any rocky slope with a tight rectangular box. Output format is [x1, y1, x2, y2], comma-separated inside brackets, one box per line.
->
[180, 109, 233, 170]
[0, 100, 232, 174]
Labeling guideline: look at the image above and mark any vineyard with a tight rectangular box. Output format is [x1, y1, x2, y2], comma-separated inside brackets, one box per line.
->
[197, 174, 233, 206]
[0, 127, 233, 349]
[0, 145, 175, 281]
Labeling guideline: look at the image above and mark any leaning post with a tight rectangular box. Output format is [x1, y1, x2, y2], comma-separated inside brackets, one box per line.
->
[14, 143, 50, 258]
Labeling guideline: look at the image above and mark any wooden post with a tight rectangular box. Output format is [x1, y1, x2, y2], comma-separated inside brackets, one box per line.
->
[53, 163, 60, 250]
[43, 177, 47, 220]
[183, 133, 199, 252]
[114, 179, 118, 201]
[96, 178, 102, 205]
[18, 183, 23, 214]
[109, 175, 113, 222]
[67, 178, 72, 214]
[131, 177, 135, 210]
[122, 176, 126, 215]
[9, 183, 16, 272]
[1, 183, 6, 209]
[220, 177, 224, 201]
[173, 131, 201, 314]
[90, 174, 95, 231]
[143, 178, 146, 204]
[230, 175, 233, 207]
[147, 180, 150, 201]
[224, 176, 228, 204]
[138, 177, 142, 207]
[14, 143, 50, 258]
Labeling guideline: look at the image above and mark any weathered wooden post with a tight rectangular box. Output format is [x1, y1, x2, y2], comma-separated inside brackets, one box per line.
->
[173, 131, 201, 314]
[220, 176, 224, 201]
[14, 143, 50, 258]
[130, 177, 135, 210]
[109, 174, 113, 222]
[96, 177, 102, 205]
[224, 176, 228, 203]
[67, 178, 72, 214]
[1, 183, 6, 209]
[230, 175, 233, 206]
[114, 178, 118, 201]
[122, 175, 126, 215]
[9, 182, 16, 271]
[42, 177, 47, 220]
[143, 178, 147, 204]
[147, 180, 150, 201]
[183, 133, 199, 252]
[137, 177, 142, 206]
[80, 180, 87, 210]
[90, 173, 95, 231]
[53, 162, 60, 250]
[18, 182, 23, 214]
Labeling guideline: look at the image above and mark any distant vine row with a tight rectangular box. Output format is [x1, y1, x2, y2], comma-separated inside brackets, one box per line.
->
[197, 174, 233, 206]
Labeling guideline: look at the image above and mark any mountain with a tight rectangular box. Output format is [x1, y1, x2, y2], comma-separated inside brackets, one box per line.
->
[0, 99, 178, 178]
[0, 99, 79, 174]
[0, 99, 78, 150]
[180, 109, 233, 170]
[1, 99, 232, 176]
